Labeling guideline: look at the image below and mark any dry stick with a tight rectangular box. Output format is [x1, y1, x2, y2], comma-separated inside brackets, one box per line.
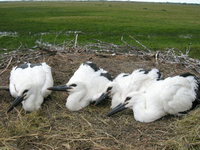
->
[121, 36, 139, 51]
[100, 130, 121, 144]
[0, 86, 9, 90]
[66, 38, 75, 47]
[190, 141, 200, 146]
[48, 135, 113, 146]
[92, 38, 111, 45]
[155, 51, 160, 64]
[57, 137, 113, 145]
[0, 133, 40, 141]
[62, 40, 65, 51]
[0, 57, 12, 75]
[94, 39, 118, 51]
[80, 115, 92, 128]
[97, 118, 110, 126]
[28, 142, 54, 150]
[54, 31, 62, 46]
[95, 52, 116, 57]
[89, 139, 111, 149]
[39, 33, 44, 47]
[61, 143, 70, 149]
[30, 144, 42, 150]
[0, 48, 13, 52]
[186, 43, 191, 56]
[129, 35, 151, 53]
[158, 48, 200, 73]
[17, 42, 23, 51]
[121, 36, 128, 45]
[74, 34, 78, 48]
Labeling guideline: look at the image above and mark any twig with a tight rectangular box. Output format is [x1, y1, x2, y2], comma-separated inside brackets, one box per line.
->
[121, 36, 139, 52]
[95, 52, 116, 57]
[129, 35, 151, 53]
[0, 86, 9, 90]
[0, 133, 40, 141]
[92, 38, 111, 45]
[186, 43, 191, 56]
[39, 33, 44, 47]
[28, 142, 54, 150]
[80, 115, 92, 128]
[66, 38, 75, 47]
[137, 128, 143, 135]
[97, 118, 110, 126]
[0, 57, 12, 75]
[63, 137, 113, 141]
[1, 36, 200, 74]
[155, 51, 160, 64]
[54, 31, 62, 46]
[89, 138, 111, 149]
[100, 130, 121, 144]
[16, 42, 23, 51]
[74, 34, 78, 48]
[121, 36, 130, 47]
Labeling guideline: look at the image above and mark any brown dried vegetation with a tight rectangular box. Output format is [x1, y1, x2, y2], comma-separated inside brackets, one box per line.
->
[0, 45, 200, 149]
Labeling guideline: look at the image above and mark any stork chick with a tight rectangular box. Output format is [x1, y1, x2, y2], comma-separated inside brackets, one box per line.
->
[107, 73, 200, 123]
[47, 61, 113, 111]
[95, 68, 163, 108]
[8, 62, 53, 112]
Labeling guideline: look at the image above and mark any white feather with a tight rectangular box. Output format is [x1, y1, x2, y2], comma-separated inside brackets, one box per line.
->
[124, 74, 199, 122]
[9, 62, 53, 112]
[65, 61, 113, 111]
[102, 68, 162, 108]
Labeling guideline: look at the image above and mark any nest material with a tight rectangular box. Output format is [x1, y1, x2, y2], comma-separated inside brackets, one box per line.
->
[1, 35, 200, 149]
[1, 35, 200, 73]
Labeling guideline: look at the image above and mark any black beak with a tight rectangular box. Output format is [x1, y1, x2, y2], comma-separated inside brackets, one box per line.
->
[47, 84, 70, 91]
[7, 96, 24, 113]
[94, 92, 109, 106]
[106, 103, 127, 117]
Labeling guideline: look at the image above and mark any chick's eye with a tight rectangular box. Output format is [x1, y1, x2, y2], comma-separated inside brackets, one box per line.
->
[125, 97, 131, 102]
[70, 84, 77, 87]
[107, 87, 112, 92]
[23, 89, 29, 95]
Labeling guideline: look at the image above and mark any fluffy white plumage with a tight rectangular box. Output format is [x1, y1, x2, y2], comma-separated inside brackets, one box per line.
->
[107, 73, 200, 123]
[95, 68, 163, 108]
[47, 61, 113, 111]
[8, 62, 53, 112]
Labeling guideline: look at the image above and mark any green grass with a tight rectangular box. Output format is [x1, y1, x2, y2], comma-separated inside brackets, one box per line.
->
[0, 2, 200, 58]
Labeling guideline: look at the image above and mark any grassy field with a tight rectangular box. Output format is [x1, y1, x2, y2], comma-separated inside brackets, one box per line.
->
[0, 2, 200, 58]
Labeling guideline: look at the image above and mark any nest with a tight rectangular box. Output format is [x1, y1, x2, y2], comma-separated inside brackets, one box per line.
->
[1, 35, 200, 75]
[1, 35, 200, 149]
